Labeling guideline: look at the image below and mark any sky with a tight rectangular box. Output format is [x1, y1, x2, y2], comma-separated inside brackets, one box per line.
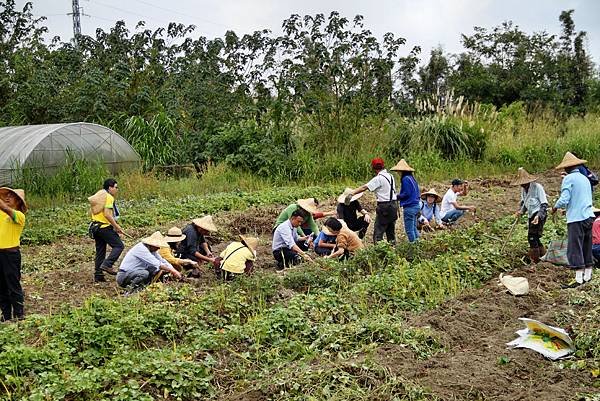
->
[18, 0, 600, 66]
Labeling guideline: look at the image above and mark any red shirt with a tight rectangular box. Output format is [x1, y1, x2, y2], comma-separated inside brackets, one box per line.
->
[593, 217, 600, 245]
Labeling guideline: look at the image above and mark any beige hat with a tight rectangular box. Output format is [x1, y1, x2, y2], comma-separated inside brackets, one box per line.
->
[337, 188, 364, 204]
[240, 235, 259, 252]
[297, 198, 318, 214]
[142, 231, 169, 248]
[165, 227, 186, 243]
[192, 215, 218, 232]
[0, 187, 27, 212]
[593, 206, 600, 214]
[420, 188, 442, 203]
[499, 273, 529, 296]
[511, 167, 537, 186]
[389, 159, 415, 172]
[555, 151, 587, 170]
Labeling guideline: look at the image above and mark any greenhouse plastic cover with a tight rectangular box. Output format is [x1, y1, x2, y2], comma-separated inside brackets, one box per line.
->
[0, 123, 140, 185]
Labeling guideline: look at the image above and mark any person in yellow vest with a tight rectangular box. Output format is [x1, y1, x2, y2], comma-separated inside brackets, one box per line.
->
[215, 235, 259, 280]
[159, 227, 199, 272]
[88, 179, 127, 282]
[0, 187, 27, 321]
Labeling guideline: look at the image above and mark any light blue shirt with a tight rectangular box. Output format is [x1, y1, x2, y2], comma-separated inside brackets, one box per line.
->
[418, 200, 442, 225]
[519, 182, 548, 218]
[119, 242, 172, 274]
[554, 170, 594, 223]
[272, 219, 298, 250]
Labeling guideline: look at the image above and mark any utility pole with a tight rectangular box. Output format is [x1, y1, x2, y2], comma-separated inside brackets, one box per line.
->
[69, 0, 82, 47]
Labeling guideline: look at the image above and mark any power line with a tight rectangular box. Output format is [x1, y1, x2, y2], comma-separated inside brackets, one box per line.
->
[130, 0, 229, 28]
[87, 0, 173, 25]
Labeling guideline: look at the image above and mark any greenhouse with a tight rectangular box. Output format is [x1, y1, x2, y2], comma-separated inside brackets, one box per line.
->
[0, 123, 141, 186]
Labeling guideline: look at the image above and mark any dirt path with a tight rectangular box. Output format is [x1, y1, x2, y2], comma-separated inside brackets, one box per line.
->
[376, 262, 596, 401]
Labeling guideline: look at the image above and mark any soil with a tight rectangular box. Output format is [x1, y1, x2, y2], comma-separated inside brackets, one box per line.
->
[18, 169, 598, 400]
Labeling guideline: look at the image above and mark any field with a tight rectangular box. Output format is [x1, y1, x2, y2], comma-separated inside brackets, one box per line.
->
[2, 170, 599, 401]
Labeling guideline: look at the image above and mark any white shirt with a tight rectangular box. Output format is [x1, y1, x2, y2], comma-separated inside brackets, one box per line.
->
[119, 242, 172, 274]
[272, 219, 299, 251]
[366, 169, 397, 202]
[440, 188, 458, 218]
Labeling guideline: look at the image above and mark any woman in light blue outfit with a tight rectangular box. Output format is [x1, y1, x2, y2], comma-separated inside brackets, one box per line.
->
[417, 188, 444, 232]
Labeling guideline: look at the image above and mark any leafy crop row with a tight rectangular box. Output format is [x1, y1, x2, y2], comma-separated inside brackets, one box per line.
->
[0, 218, 526, 400]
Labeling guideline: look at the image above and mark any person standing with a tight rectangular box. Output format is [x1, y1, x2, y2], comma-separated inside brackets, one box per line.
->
[552, 152, 595, 287]
[336, 188, 370, 239]
[88, 178, 126, 282]
[391, 159, 420, 242]
[592, 207, 600, 265]
[0, 187, 27, 321]
[512, 168, 549, 264]
[345, 158, 398, 244]
[440, 179, 476, 225]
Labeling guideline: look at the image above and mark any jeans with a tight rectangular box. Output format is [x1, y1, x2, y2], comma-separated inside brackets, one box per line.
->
[0, 250, 24, 321]
[402, 204, 420, 243]
[94, 226, 124, 278]
[593, 244, 600, 265]
[441, 209, 465, 224]
[116, 266, 157, 289]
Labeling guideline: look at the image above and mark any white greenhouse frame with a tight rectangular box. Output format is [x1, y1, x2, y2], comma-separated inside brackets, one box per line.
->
[0, 122, 141, 185]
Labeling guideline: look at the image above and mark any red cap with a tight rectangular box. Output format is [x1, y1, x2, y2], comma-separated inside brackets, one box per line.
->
[371, 157, 384, 170]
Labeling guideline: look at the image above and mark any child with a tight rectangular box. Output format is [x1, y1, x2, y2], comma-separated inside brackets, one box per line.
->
[314, 218, 341, 256]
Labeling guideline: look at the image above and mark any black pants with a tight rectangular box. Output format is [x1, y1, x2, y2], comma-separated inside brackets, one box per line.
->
[567, 217, 594, 269]
[527, 212, 546, 248]
[373, 201, 398, 244]
[94, 226, 124, 279]
[273, 247, 302, 270]
[0, 250, 24, 321]
[347, 216, 370, 239]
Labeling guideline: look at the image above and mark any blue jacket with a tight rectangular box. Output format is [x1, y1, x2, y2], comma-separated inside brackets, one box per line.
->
[554, 170, 594, 223]
[397, 174, 420, 207]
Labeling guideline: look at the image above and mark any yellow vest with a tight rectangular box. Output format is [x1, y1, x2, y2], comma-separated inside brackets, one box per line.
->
[219, 242, 255, 274]
[0, 210, 26, 249]
[91, 192, 114, 228]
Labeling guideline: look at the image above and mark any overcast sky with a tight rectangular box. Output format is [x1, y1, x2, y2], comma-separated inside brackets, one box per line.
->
[19, 0, 600, 66]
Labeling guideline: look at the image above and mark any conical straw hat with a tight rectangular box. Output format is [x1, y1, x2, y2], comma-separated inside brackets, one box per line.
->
[240, 235, 259, 252]
[593, 206, 600, 214]
[142, 231, 169, 248]
[337, 187, 364, 204]
[420, 188, 442, 203]
[297, 198, 318, 214]
[0, 187, 27, 212]
[499, 273, 529, 296]
[192, 215, 218, 232]
[555, 152, 587, 170]
[165, 227, 186, 243]
[389, 159, 415, 172]
[511, 167, 537, 186]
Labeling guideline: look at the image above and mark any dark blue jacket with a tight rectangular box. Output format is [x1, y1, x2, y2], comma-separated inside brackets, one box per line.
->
[397, 174, 420, 207]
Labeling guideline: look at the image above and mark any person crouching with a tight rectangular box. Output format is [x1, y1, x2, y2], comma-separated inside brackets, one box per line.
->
[215, 235, 259, 280]
[117, 232, 182, 294]
[272, 209, 313, 270]
[326, 219, 364, 260]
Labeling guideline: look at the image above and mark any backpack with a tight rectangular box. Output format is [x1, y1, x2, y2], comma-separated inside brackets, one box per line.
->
[582, 165, 599, 189]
